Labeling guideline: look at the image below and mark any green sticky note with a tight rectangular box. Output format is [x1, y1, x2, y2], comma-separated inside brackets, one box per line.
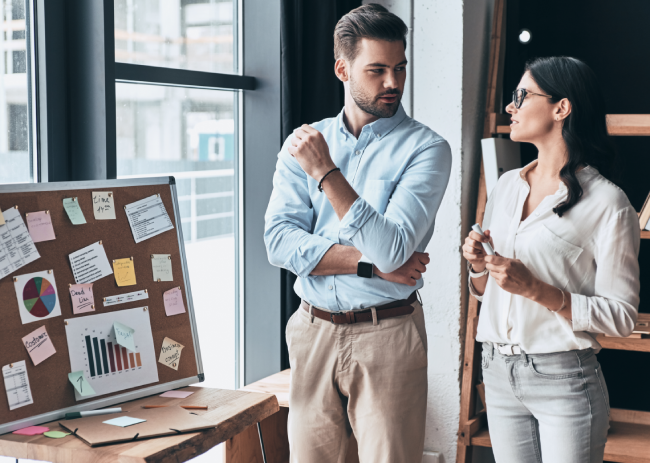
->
[114, 322, 136, 352]
[63, 198, 87, 225]
[44, 431, 70, 439]
[68, 371, 96, 397]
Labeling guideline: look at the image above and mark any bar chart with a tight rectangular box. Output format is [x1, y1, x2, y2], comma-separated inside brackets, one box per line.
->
[84, 334, 143, 377]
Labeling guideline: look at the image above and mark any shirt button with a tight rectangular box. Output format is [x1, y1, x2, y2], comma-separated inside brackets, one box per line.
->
[355, 150, 360, 155]
[377, 134, 381, 137]
[328, 285, 333, 290]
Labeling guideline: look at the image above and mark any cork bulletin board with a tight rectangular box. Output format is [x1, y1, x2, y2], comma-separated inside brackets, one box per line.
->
[0, 177, 203, 434]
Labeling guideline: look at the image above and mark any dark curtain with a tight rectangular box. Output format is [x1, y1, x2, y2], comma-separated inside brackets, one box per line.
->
[280, 0, 361, 370]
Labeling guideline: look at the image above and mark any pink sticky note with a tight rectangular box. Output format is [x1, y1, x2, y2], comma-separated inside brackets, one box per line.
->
[69, 283, 95, 314]
[163, 287, 186, 316]
[26, 211, 56, 242]
[160, 390, 194, 399]
[13, 425, 49, 436]
[22, 326, 56, 366]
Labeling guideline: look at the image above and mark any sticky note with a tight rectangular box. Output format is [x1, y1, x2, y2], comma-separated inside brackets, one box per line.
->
[13, 425, 49, 435]
[163, 287, 186, 316]
[22, 326, 56, 366]
[26, 211, 56, 243]
[113, 258, 136, 286]
[44, 431, 70, 438]
[114, 321, 136, 352]
[63, 197, 86, 225]
[92, 191, 116, 220]
[158, 337, 184, 370]
[0, 209, 5, 226]
[68, 371, 96, 397]
[69, 283, 95, 314]
[103, 416, 146, 427]
[151, 254, 173, 282]
[160, 390, 194, 399]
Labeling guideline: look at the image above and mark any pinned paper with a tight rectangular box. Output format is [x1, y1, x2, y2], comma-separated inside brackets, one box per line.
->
[113, 258, 136, 286]
[102, 289, 148, 307]
[0, 207, 40, 281]
[13, 270, 62, 325]
[69, 241, 113, 284]
[114, 321, 136, 352]
[63, 198, 87, 225]
[163, 287, 186, 316]
[44, 431, 70, 438]
[92, 191, 116, 220]
[68, 371, 96, 397]
[103, 416, 146, 427]
[69, 283, 95, 314]
[26, 211, 56, 242]
[2, 361, 34, 410]
[160, 390, 194, 399]
[124, 195, 174, 243]
[151, 254, 173, 282]
[158, 337, 184, 370]
[0, 209, 5, 226]
[22, 325, 56, 366]
[13, 425, 49, 435]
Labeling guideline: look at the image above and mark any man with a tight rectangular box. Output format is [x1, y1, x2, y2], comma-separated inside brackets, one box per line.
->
[264, 4, 451, 462]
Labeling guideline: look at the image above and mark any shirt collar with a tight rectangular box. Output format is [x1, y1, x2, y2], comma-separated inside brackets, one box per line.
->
[338, 104, 407, 140]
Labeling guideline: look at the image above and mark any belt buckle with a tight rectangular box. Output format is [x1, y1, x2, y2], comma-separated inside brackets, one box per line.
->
[330, 312, 343, 324]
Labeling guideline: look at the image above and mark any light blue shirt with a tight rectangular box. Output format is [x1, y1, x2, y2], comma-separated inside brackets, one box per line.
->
[264, 104, 452, 311]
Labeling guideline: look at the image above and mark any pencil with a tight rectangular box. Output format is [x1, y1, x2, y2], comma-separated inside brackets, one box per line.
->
[142, 405, 208, 410]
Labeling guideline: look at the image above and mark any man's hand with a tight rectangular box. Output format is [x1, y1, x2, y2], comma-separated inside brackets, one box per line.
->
[375, 252, 430, 286]
[288, 124, 337, 180]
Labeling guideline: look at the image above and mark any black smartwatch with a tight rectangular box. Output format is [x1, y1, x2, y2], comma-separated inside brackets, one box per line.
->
[357, 255, 374, 278]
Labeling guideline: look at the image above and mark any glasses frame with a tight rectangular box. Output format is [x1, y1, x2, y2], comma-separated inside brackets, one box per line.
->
[512, 88, 553, 109]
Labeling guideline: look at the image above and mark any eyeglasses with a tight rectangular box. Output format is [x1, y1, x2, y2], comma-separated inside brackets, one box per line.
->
[512, 88, 552, 109]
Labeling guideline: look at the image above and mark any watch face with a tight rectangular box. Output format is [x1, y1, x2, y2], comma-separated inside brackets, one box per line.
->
[357, 262, 373, 278]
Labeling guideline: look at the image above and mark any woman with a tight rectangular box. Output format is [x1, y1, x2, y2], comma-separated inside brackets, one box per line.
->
[463, 56, 640, 463]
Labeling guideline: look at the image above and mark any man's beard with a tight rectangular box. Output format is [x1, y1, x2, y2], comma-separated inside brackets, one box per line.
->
[349, 77, 402, 119]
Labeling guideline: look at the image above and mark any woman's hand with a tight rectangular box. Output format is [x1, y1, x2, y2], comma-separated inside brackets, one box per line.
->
[484, 255, 541, 298]
[462, 229, 494, 272]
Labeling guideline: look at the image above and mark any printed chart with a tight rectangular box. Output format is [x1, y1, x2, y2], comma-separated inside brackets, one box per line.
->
[23, 277, 57, 317]
[64, 307, 159, 400]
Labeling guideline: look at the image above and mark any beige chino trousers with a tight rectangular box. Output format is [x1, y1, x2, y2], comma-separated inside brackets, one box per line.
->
[286, 300, 428, 463]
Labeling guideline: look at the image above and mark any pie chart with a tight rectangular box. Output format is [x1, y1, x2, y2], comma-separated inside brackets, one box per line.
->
[22, 277, 57, 318]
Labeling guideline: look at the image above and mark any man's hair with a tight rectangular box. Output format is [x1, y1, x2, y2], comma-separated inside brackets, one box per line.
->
[334, 4, 408, 61]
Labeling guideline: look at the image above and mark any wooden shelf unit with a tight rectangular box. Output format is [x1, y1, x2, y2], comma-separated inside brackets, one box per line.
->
[492, 113, 650, 136]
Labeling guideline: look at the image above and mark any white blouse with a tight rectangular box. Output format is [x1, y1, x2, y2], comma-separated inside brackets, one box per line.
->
[472, 160, 640, 353]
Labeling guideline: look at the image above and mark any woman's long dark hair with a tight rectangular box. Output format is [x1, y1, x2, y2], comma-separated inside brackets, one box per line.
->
[525, 57, 617, 217]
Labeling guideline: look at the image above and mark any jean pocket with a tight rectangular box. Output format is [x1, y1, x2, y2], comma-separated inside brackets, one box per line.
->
[528, 357, 583, 380]
[595, 365, 611, 417]
[481, 351, 489, 370]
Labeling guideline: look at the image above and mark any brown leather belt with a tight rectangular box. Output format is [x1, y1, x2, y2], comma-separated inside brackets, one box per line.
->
[301, 292, 417, 325]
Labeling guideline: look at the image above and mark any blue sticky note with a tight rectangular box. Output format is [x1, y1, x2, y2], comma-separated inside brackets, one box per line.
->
[113, 321, 136, 352]
[63, 198, 87, 225]
[68, 371, 96, 397]
[103, 416, 146, 427]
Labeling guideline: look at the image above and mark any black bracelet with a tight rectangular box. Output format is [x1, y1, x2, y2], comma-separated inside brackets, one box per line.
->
[318, 167, 341, 192]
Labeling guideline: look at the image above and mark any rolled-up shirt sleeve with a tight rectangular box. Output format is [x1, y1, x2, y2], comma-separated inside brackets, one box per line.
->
[264, 140, 336, 279]
[338, 140, 452, 273]
[571, 206, 640, 336]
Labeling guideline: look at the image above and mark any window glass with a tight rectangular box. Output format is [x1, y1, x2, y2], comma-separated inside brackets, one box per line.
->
[114, 0, 236, 74]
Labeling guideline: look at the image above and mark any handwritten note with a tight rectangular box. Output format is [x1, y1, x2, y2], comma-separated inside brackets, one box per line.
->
[68, 371, 96, 397]
[69, 241, 113, 284]
[22, 326, 56, 366]
[151, 254, 173, 282]
[3, 360, 34, 410]
[158, 337, 184, 370]
[113, 258, 136, 286]
[92, 191, 116, 220]
[114, 321, 136, 352]
[26, 211, 56, 243]
[163, 287, 186, 316]
[62, 198, 87, 225]
[69, 283, 95, 314]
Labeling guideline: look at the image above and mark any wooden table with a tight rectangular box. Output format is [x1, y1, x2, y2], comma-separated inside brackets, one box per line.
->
[0, 386, 279, 463]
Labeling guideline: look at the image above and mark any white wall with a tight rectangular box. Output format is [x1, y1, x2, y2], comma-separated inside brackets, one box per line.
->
[363, 1, 493, 461]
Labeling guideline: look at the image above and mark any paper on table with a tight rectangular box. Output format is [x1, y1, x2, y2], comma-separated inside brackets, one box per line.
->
[160, 390, 194, 399]
[13, 425, 49, 435]
[103, 416, 146, 427]
[22, 326, 56, 366]
[163, 287, 186, 316]
[69, 241, 113, 284]
[0, 207, 41, 281]
[68, 371, 96, 397]
[13, 270, 62, 325]
[92, 191, 116, 220]
[124, 195, 174, 243]
[102, 289, 148, 307]
[63, 198, 87, 225]
[69, 283, 95, 314]
[114, 321, 136, 352]
[113, 257, 136, 286]
[2, 360, 34, 410]
[158, 337, 184, 370]
[26, 211, 56, 243]
[151, 254, 173, 282]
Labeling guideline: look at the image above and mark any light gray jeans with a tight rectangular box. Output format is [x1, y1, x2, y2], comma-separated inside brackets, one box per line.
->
[481, 342, 610, 463]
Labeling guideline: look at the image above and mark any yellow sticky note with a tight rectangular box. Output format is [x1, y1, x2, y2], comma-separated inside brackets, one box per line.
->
[113, 258, 136, 286]
[0, 209, 5, 226]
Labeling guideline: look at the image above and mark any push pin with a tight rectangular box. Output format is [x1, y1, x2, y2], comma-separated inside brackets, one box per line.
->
[14, 205, 18, 210]
[178, 286, 181, 290]
[108, 193, 112, 197]
[157, 194, 160, 198]
[9, 363, 13, 368]
[168, 256, 171, 260]
[48, 270, 52, 274]
[99, 240, 103, 245]
[25, 213, 29, 217]
[130, 256, 133, 261]
[64, 321, 68, 326]
[144, 289, 148, 294]
[73, 197, 77, 202]
[151, 255, 154, 259]
[124, 206, 127, 210]
[103, 297, 107, 302]
[13, 277, 17, 282]
[91, 305, 94, 309]
[157, 278, 161, 282]
[144, 307, 148, 312]
[172, 363, 177, 368]
[46, 210, 50, 214]
[113, 260, 115, 263]
[69, 283, 72, 288]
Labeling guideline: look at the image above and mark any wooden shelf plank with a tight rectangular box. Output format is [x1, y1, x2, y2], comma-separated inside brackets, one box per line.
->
[494, 114, 650, 136]
[597, 335, 650, 353]
[641, 230, 650, 240]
